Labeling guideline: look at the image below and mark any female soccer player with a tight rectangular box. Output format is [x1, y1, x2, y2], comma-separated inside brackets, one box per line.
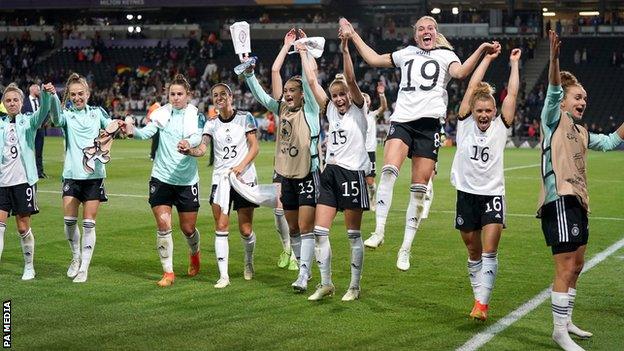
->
[450, 44, 520, 321]
[299, 36, 369, 301]
[123, 74, 203, 287]
[362, 82, 387, 211]
[184, 83, 259, 288]
[242, 29, 321, 292]
[50, 74, 121, 283]
[269, 28, 300, 271]
[539, 31, 623, 351]
[0, 82, 55, 280]
[339, 17, 497, 270]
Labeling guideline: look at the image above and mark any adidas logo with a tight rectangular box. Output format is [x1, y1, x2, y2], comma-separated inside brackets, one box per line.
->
[307, 195, 312, 199]
[352, 198, 358, 203]
[495, 214, 501, 219]
[408, 217, 417, 223]
[217, 257, 225, 262]
[351, 263, 360, 269]
[377, 200, 385, 206]
[84, 246, 92, 250]
[484, 270, 494, 275]
[28, 204, 32, 207]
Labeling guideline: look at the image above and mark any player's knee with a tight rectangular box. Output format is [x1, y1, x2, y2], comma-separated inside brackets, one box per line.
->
[180, 224, 196, 236]
[239, 223, 253, 236]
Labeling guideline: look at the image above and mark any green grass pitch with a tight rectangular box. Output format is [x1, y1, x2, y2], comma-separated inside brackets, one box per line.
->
[1, 137, 622, 350]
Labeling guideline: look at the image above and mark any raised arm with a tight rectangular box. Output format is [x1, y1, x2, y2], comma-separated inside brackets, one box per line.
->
[374, 82, 387, 118]
[458, 43, 501, 118]
[49, 93, 66, 127]
[541, 30, 563, 129]
[501, 48, 521, 127]
[30, 83, 54, 129]
[449, 41, 497, 80]
[271, 29, 297, 99]
[548, 30, 561, 87]
[243, 71, 280, 115]
[342, 37, 364, 107]
[299, 44, 328, 108]
[339, 18, 393, 68]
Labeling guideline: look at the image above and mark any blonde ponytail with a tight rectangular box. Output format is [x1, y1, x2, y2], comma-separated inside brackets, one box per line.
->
[470, 82, 495, 109]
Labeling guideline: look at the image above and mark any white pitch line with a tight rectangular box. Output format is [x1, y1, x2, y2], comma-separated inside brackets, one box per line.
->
[456, 237, 624, 351]
[504, 163, 540, 171]
[36, 190, 624, 222]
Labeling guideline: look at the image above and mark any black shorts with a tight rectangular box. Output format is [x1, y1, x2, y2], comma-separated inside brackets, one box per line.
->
[318, 164, 369, 211]
[148, 177, 200, 212]
[366, 152, 376, 178]
[0, 183, 39, 216]
[280, 169, 320, 211]
[209, 184, 258, 211]
[272, 170, 284, 184]
[386, 118, 441, 161]
[540, 196, 589, 255]
[62, 178, 108, 202]
[455, 190, 505, 231]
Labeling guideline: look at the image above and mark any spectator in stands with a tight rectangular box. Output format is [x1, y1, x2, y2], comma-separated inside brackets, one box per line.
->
[581, 48, 587, 64]
[573, 49, 581, 65]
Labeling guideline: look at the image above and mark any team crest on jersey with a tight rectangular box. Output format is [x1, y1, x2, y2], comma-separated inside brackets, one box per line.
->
[456, 216, 464, 225]
[280, 120, 293, 141]
[571, 224, 580, 236]
[63, 184, 70, 192]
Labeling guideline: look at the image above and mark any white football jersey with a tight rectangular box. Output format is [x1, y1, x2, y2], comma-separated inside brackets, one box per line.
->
[365, 110, 378, 152]
[0, 123, 27, 187]
[325, 101, 370, 173]
[450, 115, 509, 196]
[391, 46, 460, 122]
[203, 110, 258, 185]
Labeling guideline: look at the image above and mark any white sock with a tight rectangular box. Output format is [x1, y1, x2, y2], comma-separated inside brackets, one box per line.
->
[299, 232, 315, 277]
[478, 252, 498, 304]
[552, 291, 569, 328]
[79, 219, 96, 273]
[64, 216, 81, 260]
[185, 228, 200, 255]
[0, 222, 6, 261]
[400, 183, 427, 251]
[567, 288, 592, 337]
[467, 258, 483, 300]
[374, 165, 399, 236]
[348, 230, 364, 289]
[215, 231, 229, 279]
[567, 287, 579, 322]
[290, 232, 301, 260]
[367, 182, 376, 207]
[314, 226, 332, 286]
[241, 232, 256, 265]
[274, 208, 291, 252]
[19, 228, 35, 269]
[552, 291, 584, 350]
[156, 229, 174, 273]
